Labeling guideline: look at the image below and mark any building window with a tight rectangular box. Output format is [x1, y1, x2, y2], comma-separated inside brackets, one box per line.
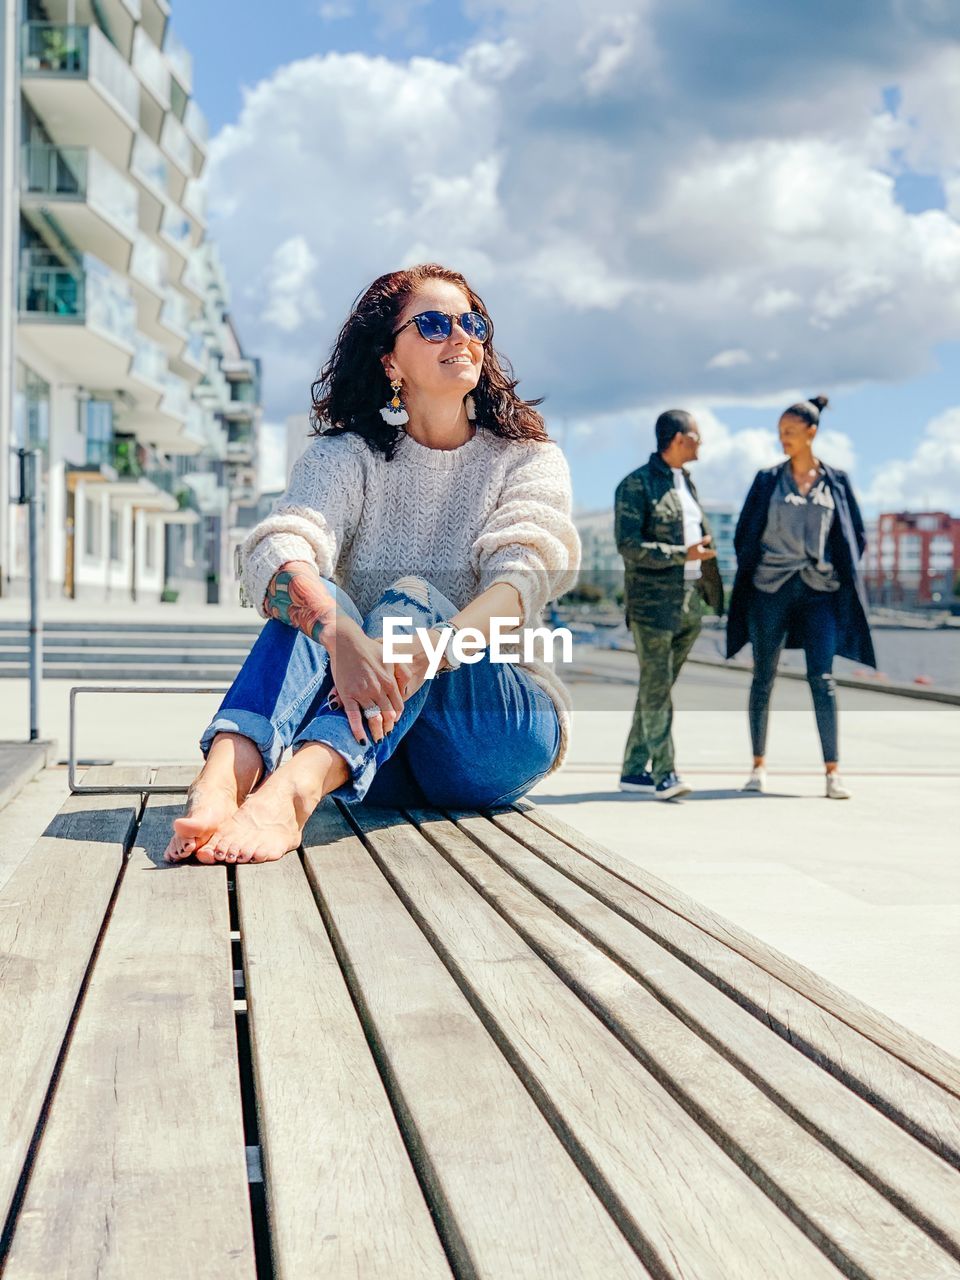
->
[145, 522, 156, 570]
[13, 361, 50, 452]
[109, 510, 121, 562]
[84, 399, 114, 467]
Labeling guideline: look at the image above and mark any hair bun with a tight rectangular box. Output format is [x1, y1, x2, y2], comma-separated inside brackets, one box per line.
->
[809, 395, 829, 412]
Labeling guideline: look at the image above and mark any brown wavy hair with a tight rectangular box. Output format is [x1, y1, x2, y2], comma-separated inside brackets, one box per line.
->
[310, 264, 549, 457]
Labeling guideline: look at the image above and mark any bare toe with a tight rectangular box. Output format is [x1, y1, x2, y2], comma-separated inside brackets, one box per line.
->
[195, 844, 219, 865]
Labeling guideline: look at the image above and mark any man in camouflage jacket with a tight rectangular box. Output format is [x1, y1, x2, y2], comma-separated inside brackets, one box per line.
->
[614, 410, 723, 799]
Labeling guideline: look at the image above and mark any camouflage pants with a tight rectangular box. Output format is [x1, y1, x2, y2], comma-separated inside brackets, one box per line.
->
[622, 589, 702, 783]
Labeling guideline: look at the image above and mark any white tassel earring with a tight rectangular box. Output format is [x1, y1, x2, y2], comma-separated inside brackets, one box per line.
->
[380, 378, 409, 426]
[465, 394, 477, 421]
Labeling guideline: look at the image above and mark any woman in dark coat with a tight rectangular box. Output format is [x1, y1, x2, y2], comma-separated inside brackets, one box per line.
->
[726, 396, 875, 799]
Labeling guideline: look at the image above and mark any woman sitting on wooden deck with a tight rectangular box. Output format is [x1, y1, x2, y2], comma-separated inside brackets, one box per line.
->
[165, 264, 580, 865]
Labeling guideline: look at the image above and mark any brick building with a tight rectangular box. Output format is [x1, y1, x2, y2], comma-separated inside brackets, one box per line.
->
[864, 511, 960, 607]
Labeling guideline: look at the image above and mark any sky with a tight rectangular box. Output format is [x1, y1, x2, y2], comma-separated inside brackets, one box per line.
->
[170, 0, 960, 516]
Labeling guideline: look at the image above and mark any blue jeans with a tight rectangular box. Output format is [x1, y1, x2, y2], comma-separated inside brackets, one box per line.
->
[748, 574, 839, 762]
[200, 576, 561, 808]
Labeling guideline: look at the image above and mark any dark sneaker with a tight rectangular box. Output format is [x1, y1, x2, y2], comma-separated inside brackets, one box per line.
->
[619, 771, 656, 794]
[654, 772, 692, 801]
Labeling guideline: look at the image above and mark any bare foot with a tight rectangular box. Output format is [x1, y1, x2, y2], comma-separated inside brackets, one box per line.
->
[164, 778, 243, 863]
[195, 777, 310, 864]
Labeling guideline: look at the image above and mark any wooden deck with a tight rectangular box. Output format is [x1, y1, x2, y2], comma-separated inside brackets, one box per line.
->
[1, 765, 959, 1279]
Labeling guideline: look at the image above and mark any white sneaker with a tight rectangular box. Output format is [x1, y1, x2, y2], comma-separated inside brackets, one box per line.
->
[825, 773, 851, 800]
[741, 767, 766, 794]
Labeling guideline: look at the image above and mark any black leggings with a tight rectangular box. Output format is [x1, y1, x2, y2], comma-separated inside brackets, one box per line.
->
[748, 575, 839, 763]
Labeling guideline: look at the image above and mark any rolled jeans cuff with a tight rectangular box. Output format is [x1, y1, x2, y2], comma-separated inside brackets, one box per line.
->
[200, 712, 285, 777]
[293, 714, 377, 805]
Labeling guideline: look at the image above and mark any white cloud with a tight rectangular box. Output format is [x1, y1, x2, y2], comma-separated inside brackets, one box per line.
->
[862, 407, 960, 512]
[707, 349, 751, 370]
[262, 236, 324, 333]
[204, 2, 960, 483]
[317, 0, 353, 19]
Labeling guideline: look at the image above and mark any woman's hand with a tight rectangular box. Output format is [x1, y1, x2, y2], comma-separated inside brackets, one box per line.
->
[327, 622, 409, 744]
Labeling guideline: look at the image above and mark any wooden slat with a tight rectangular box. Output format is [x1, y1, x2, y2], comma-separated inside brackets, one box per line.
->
[303, 801, 650, 1280]
[494, 807, 960, 1167]
[0, 766, 145, 1240]
[516, 801, 960, 1099]
[350, 806, 841, 1280]
[2, 767, 256, 1280]
[424, 810, 960, 1278]
[236, 846, 453, 1279]
[0, 767, 70, 894]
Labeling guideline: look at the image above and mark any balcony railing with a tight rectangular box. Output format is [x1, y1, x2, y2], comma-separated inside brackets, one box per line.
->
[183, 326, 207, 367]
[132, 26, 170, 106]
[19, 250, 137, 348]
[230, 380, 259, 405]
[130, 131, 169, 197]
[163, 25, 192, 93]
[130, 233, 168, 295]
[160, 287, 190, 335]
[160, 112, 192, 174]
[161, 374, 190, 420]
[22, 144, 138, 240]
[180, 251, 206, 297]
[21, 23, 139, 124]
[182, 179, 207, 223]
[184, 100, 209, 147]
[160, 204, 191, 251]
[131, 335, 169, 387]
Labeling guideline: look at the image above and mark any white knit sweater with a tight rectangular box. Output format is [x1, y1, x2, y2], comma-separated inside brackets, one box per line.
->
[241, 427, 582, 770]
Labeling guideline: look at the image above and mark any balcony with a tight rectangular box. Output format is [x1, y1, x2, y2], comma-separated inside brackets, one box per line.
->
[41, 0, 142, 60]
[163, 25, 192, 94]
[184, 100, 209, 149]
[169, 325, 207, 385]
[129, 132, 169, 232]
[221, 355, 259, 384]
[132, 26, 170, 140]
[127, 334, 169, 405]
[129, 232, 168, 324]
[21, 144, 138, 274]
[20, 24, 139, 170]
[19, 250, 136, 385]
[140, 0, 169, 50]
[182, 179, 206, 242]
[177, 250, 206, 305]
[159, 203, 191, 276]
[160, 113, 193, 191]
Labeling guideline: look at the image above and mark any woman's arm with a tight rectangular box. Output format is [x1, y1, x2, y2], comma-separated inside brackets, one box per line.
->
[264, 561, 406, 746]
[241, 436, 363, 617]
[472, 443, 581, 628]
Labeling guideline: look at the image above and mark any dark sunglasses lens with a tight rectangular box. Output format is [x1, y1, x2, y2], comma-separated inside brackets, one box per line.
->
[463, 311, 489, 341]
[414, 311, 452, 341]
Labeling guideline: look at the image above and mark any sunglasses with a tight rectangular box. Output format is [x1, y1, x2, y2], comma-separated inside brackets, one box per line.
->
[393, 310, 490, 344]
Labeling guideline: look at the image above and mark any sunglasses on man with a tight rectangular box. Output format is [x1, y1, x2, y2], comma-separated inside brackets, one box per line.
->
[393, 310, 491, 344]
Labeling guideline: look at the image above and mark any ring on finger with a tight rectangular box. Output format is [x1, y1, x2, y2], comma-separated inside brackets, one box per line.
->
[362, 704, 382, 720]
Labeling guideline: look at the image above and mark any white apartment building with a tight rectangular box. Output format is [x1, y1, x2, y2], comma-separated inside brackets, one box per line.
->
[0, 0, 262, 604]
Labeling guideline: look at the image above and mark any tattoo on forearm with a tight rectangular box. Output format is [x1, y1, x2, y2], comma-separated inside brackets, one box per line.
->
[265, 570, 330, 643]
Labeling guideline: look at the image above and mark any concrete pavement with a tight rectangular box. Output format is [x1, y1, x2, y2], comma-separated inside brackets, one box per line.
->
[1, 659, 957, 1059]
